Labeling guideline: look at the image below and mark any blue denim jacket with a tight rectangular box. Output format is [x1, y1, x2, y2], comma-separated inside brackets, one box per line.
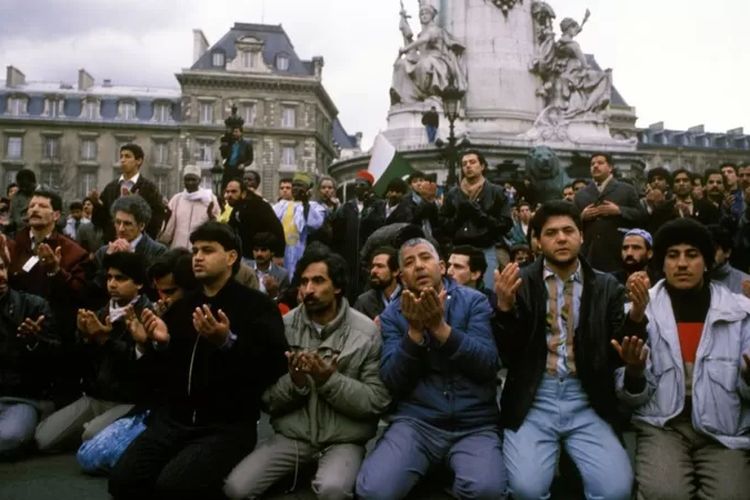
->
[379, 279, 499, 430]
[616, 281, 750, 449]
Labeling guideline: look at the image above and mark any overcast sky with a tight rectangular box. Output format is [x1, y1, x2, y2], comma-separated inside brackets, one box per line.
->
[1, 0, 747, 148]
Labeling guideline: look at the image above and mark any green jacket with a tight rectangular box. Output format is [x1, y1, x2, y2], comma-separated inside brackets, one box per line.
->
[263, 299, 390, 446]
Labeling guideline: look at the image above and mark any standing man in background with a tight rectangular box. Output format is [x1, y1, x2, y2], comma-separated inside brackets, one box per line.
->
[90, 144, 166, 244]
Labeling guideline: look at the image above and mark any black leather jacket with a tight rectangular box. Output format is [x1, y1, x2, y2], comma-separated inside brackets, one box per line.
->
[494, 257, 640, 431]
[0, 289, 59, 399]
[440, 181, 512, 248]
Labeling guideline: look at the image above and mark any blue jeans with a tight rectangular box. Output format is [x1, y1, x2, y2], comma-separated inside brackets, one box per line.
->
[78, 411, 149, 474]
[503, 375, 632, 500]
[425, 125, 437, 143]
[483, 246, 499, 290]
[0, 402, 38, 455]
[356, 418, 507, 500]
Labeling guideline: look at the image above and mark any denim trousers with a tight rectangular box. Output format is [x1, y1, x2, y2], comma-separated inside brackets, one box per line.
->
[482, 246, 499, 290]
[503, 375, 633, 500]
[356, 417, 507, 500]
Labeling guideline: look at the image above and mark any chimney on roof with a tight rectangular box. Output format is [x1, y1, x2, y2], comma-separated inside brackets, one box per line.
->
[6, 66, 25, 88]
[688, 124, 705, 134]
[727, 127, 744, 135]
[193, 29, 209, 64]
[312, 56, 324, 79]
[354, 132, 363, 148]
[78, 69, 94, 91]
[103, 79, 112, 87]
[648, 121, 664, 131]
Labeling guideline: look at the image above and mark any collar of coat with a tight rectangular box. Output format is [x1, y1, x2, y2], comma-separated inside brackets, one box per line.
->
[299, 297, 351, 340]
[649, 280, 750, 324]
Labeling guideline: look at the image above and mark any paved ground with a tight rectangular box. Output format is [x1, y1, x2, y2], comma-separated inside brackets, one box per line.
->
[0, 413, 598, 499]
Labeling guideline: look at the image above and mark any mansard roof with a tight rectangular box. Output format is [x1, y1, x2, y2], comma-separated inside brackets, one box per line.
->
[191, 23, 315, 77]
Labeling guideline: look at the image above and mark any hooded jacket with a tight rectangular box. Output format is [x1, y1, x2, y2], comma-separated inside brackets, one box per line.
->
[263, 299, 390, 446]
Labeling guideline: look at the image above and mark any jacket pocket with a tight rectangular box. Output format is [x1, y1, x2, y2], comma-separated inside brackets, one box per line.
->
[701, 360, 741, 435]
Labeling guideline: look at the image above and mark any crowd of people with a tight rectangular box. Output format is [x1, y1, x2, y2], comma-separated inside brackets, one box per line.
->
[0, 141, 749, 500]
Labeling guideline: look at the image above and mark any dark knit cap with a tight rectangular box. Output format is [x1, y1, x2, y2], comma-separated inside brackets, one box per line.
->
[653, 218, 714, 270]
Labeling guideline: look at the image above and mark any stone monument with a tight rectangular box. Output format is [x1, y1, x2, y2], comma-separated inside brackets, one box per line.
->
[523, 2, 633, 147]
[331, 1, 641, 188]
[383, 0, 636, 150]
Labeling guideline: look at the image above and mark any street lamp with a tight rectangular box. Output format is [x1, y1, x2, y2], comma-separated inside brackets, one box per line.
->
[439, 84, 466, 188]
[210, 158, 224, 197]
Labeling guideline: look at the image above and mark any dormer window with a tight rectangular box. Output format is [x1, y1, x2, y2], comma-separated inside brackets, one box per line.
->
[82, 99, 100, 120]
[153, 102, 172, 122]
[276, 54, 290, 71]
[119, 100, 137, 120]
[43, 96, 64, 117]
[241, 50, 260, 69]
[6, 95, 28, 116]
[212, 51, 225, 67]
[228, 36, 268, 73]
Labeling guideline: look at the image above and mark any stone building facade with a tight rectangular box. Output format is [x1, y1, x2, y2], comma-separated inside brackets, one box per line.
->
[0, 23, 358, 203]
[0, 66, 181, 201]
[637, 122, 750, 173]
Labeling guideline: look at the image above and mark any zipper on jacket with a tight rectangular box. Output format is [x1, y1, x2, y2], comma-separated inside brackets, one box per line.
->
[187, 334, 200, 424]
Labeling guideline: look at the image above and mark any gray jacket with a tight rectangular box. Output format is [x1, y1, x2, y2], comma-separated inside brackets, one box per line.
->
[711, 262, 750, 296]
[616, 281, 750, 449]
[263, 299, 390, 446]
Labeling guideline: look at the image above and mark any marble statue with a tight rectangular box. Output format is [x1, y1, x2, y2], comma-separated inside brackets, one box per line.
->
[530, 3, 611, 120]
[390, 1, 468, 105]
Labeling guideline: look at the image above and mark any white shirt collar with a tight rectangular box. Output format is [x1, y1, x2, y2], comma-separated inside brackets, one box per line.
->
[543, 259, 583, 283]
[119, 172, 140, 185]
[129, 233, 144, 251]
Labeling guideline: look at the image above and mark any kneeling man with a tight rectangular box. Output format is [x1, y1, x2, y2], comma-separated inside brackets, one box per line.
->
[616, 218, 750, 499]
[494, 201, 634, 500]
[224, 247, 389, 499]
[356, 238, 506, 500]
[108, 222, 288, 499]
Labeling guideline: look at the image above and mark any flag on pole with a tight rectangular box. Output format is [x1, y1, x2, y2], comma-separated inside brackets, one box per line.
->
[367, 134, 416, 197]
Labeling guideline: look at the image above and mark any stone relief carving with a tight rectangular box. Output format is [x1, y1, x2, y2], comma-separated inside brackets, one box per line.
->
[529, 2, 612, 123]
[390, 1, 468, 105]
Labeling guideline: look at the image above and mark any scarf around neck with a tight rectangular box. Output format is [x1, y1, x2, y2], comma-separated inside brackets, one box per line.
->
[460, 176, 486, 202]
[185, 188, 213, 204]
[109, 295, 141, 323]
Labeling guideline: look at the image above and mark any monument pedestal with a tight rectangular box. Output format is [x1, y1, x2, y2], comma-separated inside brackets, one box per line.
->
[384, 101, 468, 149]
[522, 112, 638, 151]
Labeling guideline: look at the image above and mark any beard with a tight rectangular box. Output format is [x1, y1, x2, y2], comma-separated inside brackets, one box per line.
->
[369, 276, 390, 290]
[622, 258, 647, 274]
